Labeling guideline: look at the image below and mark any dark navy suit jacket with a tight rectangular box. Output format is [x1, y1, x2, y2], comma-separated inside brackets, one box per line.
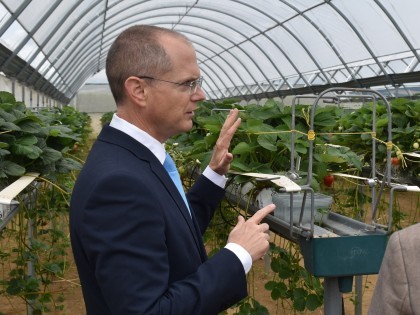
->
[70, 125, 247, 315]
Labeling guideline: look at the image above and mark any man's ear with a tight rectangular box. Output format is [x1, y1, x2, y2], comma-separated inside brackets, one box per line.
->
[124, 76, 147, 106]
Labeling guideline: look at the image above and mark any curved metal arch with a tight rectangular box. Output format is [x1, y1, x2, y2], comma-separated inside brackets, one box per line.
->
[173, 5, 290, 94]
[0, 1, 62, 70]
[65, 12, 259, 97]
[29, 0, 104, 89]
[49, 21, 104, 85]
[64, 22, 238, 99]
[66, 35, 228, 101]
[175, 3, 313, 93]
[46, 42, 100, 92]
[101, 19, 258, 98]
[67, 44, 225, 101]
[2, 0, 418, 102]
[68, 30, 246, 101]
[279, 0, 361, 86]
[373, 0, 420, 67]
[52, 12, 106, 73]
[70, 3, 307, 100]
[47, 38, 102, 93]
[168, 23, 260, 98]
[100, 5, 276, 94]
[226, 0, 331, 88]
[172, 29, 240, 95]
[41, 3, 174, 93]
[103, 12, 268, 93]
[226, 1, 318, 91]
[326, 1, 396, 86]
[175, 1, 298, 94]
[0, 0, 31, 37]
[59, 25, 241, 97]
[15, 1, 312, 99]
[15, 1, 84, 82]
[95, 0, 111, 73]
[67, 62, 100, 98]
[277, 23, 332, 87]
[49, 26, 104, 88]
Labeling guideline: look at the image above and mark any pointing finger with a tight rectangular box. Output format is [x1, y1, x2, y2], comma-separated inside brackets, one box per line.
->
[248, 204, 275, 224]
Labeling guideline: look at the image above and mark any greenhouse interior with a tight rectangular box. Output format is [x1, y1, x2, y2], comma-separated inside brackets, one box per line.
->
[0, 0, 419, 314]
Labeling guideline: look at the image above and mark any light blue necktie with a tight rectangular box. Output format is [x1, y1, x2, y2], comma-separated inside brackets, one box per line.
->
[163, 152, 191, 217]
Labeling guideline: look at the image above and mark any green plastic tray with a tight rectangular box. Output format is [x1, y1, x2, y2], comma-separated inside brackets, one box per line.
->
[300, 232, 388, 277]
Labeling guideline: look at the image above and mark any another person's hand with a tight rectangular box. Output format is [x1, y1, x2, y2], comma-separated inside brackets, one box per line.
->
[209, 109, 241, 175]
[227, 204, 275, 262]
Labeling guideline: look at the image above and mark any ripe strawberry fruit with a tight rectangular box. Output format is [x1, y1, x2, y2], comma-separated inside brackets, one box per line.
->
[323, 174, 334, 187]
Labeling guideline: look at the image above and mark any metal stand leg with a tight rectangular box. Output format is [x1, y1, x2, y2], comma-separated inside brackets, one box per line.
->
[355, 275, 363, 315]
[264, 231, 271, 272]
[27, 218, 35, 315]
[324, 277, 343, 315]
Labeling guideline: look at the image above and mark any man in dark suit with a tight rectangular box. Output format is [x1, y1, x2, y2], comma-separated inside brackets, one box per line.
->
[69, 25, 275, 315]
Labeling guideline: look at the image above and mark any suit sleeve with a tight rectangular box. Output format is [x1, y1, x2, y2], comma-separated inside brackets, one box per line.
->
[80, 171, 247, 315]
[186, 174, 226, 234]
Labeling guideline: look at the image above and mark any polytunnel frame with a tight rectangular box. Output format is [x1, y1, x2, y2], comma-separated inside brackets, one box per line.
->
[62, 6, 280, 100]
[62, 10, 259, 99]
[0, 1, 420, 103]
[0, 1, 62, 71]
[0, 0, 62, 94]
[145, 1, 335, 98]
[0, 0, 68, 101]
[13, 1, 83, 84]
[41, 6, 106, 95]
[93, 4, 299, 99]
[73, 1, 324, 100]
[326, 1, 395, 86]
[279, 0, 360, 86]
[89, 1, 419, 99]
[0, 1, 355, 99]
[0, 0, 104, 101]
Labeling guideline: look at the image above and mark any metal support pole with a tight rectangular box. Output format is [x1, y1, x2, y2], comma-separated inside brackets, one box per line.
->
[324, 277, 343, 315]
[27, 217, 35, 315]
[264, 231, 271, 273]
[355, 275, 363, 315]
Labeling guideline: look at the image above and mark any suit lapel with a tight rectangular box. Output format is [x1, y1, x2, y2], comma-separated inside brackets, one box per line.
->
[149, 162, 205, 256]
[98, 125, 204, 257]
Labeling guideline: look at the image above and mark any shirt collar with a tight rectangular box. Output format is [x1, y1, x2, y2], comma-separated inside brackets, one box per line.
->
[109, 113, 166, 164]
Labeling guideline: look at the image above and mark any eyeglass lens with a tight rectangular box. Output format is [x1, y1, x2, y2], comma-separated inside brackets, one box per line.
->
[191, 77, 203, 94]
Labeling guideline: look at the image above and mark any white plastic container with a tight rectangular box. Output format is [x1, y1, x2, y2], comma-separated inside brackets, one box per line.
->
[272, 192, 333, 224]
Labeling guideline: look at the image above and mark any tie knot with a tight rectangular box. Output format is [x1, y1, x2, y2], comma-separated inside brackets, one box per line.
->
[163, 152, 177, 173]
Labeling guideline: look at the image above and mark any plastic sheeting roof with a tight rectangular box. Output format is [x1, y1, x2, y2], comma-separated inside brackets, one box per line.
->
[0, 0, 420, 103]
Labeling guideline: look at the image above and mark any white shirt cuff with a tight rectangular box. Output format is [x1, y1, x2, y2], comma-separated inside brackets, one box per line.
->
[225, 242, 252, 274]
[203, 166, 228, 188]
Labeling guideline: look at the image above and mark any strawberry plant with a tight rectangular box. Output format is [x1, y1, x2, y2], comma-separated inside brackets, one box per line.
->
[0, 91, 90, 314]
[332, 98, 420, 184]
[0, 91, 87, 183]
[171, 96, 419, 313]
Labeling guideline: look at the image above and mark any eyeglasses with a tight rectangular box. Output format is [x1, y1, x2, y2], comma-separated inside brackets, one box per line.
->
[137, 76, 203, 94]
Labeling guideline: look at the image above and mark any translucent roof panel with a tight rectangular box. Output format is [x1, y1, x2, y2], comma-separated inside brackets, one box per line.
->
[0, 0, 419, 103]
